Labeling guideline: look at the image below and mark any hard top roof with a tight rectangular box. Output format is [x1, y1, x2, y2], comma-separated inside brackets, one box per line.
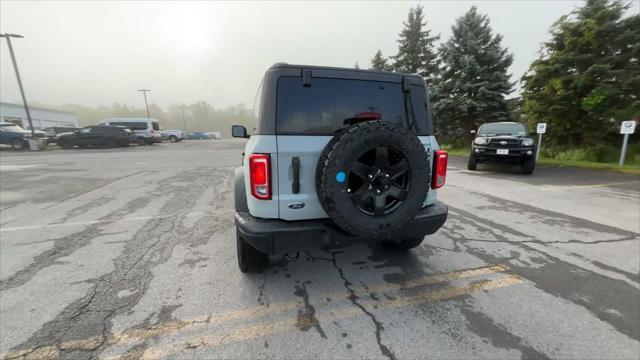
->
[268, 63, 424, 80]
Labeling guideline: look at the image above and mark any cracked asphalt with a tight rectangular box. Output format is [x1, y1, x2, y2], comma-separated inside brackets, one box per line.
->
[1, 140, 639, 359]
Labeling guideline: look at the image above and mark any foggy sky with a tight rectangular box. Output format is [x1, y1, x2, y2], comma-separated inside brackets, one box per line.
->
[2, 0, 630, 111]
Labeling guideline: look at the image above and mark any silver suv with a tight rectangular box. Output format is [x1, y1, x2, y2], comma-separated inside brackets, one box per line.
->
[232, 64, 449, 273]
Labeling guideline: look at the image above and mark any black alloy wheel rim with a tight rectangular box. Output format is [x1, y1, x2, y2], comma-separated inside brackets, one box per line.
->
[347, 146, 411, 216]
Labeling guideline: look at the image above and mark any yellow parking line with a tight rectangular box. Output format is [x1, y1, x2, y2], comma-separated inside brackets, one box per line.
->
[138, 275, 524, 360]
[118, 264, 508, 341]
[116, 264, 508, 344]
[540, 180, 640, 191]
[0, 265, 510, 359]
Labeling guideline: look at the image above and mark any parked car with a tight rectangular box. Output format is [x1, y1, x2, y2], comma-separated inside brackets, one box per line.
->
[43, 126, 81, 143]
[187, 131, 211, 140]
[205, 132, 222, 139]
[97, 118, 161, 145]
[0, 122, 47, 150]
[231, 63, 449, 272]
[161, 129, 185, 142]
[468, 121, 536, 174]
[57, 125, 136, 149]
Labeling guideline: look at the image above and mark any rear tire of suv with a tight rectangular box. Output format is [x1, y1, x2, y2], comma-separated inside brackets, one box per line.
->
[382, 236, 424, 251]
[10, 138, 24, 150]
[169, 135, 178, 143]
[316, 121, 429, 239]
[521, 158, 535, 175]
[467, 152, 477, 170]
[137, 137, 146, 146]
[236, 229, 268, 273]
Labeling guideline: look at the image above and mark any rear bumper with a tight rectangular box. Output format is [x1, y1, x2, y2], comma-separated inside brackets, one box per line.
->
[235, 201, 448, 255]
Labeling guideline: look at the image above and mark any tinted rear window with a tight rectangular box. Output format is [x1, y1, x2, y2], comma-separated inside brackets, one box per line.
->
[276, 77, 406, 134]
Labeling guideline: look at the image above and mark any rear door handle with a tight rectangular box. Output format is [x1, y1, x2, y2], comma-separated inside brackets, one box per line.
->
[292, 157, 300, 194]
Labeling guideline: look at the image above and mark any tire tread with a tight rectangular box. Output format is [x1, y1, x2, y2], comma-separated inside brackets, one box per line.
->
[315, 121, 428, 238]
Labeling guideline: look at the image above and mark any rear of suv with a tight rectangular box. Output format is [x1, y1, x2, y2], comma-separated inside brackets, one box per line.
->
[232, 64, 449, 272]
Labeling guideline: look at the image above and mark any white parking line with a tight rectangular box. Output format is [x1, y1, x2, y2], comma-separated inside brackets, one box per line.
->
[0, 164, 43, 171]
[0, 211, 205, 233]
[540, 180, 640, 191]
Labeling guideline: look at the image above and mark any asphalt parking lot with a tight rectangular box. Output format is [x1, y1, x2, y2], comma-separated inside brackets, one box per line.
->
[1, 140, 639, 359]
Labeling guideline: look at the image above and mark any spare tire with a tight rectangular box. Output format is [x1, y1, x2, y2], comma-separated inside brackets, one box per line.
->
[316, 121, 429, 239]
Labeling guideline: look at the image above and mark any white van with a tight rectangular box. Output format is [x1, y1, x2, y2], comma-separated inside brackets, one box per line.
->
[98, 118, 161, 145]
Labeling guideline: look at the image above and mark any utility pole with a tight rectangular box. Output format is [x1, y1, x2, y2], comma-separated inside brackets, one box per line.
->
[1, 33, 35, 136]
[137, 89, 151, 118]
[180, 105, 188, 131]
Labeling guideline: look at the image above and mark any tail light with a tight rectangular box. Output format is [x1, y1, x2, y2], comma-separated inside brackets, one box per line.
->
[249, 153, 271, 200]
[355, 112, 382, 120]
[431, 150, 448, 189]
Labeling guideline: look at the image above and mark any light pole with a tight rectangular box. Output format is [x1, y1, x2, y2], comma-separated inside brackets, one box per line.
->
[180, 105, 188, 131]
[137, 89, 151, 118]
[1, 33, 35, 136]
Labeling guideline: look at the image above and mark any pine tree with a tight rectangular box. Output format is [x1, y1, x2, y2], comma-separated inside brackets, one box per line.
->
[370, 49, 390, 71]
[433, 6, 513, 145]
[521, 0, 640, 147]
[392, 5, 440, 84]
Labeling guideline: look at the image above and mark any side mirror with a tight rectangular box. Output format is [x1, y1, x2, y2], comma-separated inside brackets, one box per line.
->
[232, 125, 249, 139]
[470, 129, 477, 134]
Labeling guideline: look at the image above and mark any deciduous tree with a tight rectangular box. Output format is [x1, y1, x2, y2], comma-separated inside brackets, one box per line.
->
[521, 0, 640, 146]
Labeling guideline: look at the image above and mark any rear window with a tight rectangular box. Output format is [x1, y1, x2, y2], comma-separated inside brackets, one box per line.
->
[276, 77, 406, 134]
[152, 121, 160, 131]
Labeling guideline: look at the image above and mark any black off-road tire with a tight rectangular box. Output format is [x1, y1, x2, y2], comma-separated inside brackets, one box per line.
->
[382, 236, 425, 251]
[10, 138, 24, 150]
[236, 229, 268, 273]
[316, 121, 429, 239]
[521, 158, 535, 175]
[467, 152, 477, 170]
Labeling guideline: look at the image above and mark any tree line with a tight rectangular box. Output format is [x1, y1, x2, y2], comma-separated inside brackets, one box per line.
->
[51, 101, 254, 138]
[370, 0, 639, 149]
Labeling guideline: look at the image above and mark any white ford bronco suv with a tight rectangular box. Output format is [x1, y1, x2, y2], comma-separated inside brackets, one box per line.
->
[232, 64, 448, 273]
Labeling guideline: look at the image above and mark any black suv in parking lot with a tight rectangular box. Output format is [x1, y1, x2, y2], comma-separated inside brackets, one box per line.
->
[57, 125, 136, 149]
[43, 126, 81, 144]
[468, 122, 536, 174]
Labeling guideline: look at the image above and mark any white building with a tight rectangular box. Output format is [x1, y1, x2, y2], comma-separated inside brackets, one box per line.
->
[0, 102, 78, 129]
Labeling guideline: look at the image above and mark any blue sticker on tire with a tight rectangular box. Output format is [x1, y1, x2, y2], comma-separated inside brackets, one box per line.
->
[336, 171, 346, 183]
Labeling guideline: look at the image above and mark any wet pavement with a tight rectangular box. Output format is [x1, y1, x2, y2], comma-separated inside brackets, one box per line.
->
[1, 140, 639, 359]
